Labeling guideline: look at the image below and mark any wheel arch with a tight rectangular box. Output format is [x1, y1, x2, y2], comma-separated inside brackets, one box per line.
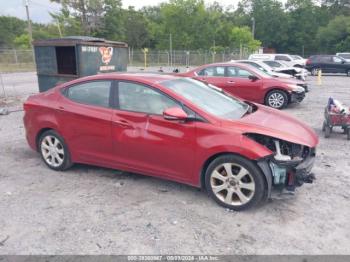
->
[264, 87, 290, 103]
[35, 127, 56, 151]
[199, 152, 269, 192]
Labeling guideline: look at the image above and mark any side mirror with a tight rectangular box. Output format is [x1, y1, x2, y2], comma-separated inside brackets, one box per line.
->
[163, 107, 188, 121]
[248, 75, 259, 81]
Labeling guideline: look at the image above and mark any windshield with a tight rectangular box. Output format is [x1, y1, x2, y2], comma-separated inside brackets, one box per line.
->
[339, 54, 350, 59]
[162, 78, 249, 120]
[241, 61, 270, 73]
[263, 60, 282, 68]
[238, 63, 272, 78]
[292, 55, 302, 60]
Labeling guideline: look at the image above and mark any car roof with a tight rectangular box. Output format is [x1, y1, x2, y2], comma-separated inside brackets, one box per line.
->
[59, 72, 181, 87]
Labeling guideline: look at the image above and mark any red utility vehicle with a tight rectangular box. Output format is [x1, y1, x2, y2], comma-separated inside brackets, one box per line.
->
[24, 73, 318, 210]
[178, 62, 307, 109]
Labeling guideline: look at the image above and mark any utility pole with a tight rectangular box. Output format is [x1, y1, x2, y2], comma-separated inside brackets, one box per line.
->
[25, 0, 33, 48]
[169, 33, 173, 68]
[251, 17, 255, 39]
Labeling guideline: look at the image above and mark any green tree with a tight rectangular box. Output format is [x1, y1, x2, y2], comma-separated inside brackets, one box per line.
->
[230, 26, 261, 51]
[14, 34, 31, 49]
[0, 16, 26, 48]
[97, 0, 124, 40]
[50, 5, 84, 36]
[50, 0, 104, 34]
[234, 0, 290, 52]
[285, 0, 331, 55]
[123, 7, 150, 48]
[317, 15, 350, 53]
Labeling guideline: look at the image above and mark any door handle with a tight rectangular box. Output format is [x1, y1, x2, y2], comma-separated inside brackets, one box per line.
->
[57, 106, 65, 111]
[113, 119, 132, 128]
[227, 81, 235, 84]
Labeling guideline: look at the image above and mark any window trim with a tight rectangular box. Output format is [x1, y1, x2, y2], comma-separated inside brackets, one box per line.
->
[61, 79, 115, 109]
[226, 66, 258, 79]
[196, 66, 226, 78]
[114, 80, 183, 116]
[114, 80, 207, 122]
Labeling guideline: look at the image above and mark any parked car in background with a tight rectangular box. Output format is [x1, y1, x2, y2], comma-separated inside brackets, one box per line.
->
[262, 60, 309, 81]
[336, 52, 350, 63]
[23, 73, 318, 211]
[248, 53, 306, 68]
[305, 55, 350, 76]
[233, 60, 293, 79]
[178, 62, 306, 109]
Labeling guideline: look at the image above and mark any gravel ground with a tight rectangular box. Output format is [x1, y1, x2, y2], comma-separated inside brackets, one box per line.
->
[0, 71, 349, 255]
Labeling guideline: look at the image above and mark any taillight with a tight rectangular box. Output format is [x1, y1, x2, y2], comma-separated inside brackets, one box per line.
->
[306, 59, 311, 65]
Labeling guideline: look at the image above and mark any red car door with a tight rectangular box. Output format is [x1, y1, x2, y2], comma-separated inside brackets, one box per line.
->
[57, 80, 114, 164]
[223, 66, 263, 103]
[111, 81, 196, 182]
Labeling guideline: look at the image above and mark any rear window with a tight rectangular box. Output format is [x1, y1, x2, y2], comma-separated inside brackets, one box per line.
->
[66, 81, 111, 107]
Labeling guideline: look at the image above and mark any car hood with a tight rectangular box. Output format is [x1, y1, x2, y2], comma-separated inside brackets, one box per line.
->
[222, 105, 319, 148]
[275, 77, 306, 85]
[271, 72, 293, 78]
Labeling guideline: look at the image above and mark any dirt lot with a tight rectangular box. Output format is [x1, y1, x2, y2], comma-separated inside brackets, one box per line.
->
[0, 71, 349, 255]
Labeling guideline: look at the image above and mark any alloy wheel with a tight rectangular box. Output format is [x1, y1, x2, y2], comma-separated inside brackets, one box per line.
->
[41, 135, 65, 168]
[268, 92, 285, 109]
[210, 163, 255, 206]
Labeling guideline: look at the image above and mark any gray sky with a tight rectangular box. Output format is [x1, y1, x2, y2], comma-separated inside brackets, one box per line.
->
[0, 0, 282, 24]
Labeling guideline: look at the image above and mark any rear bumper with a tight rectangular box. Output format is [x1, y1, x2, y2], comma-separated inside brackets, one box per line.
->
[23, 113, 37, 151]
[290, 91, 305, 103]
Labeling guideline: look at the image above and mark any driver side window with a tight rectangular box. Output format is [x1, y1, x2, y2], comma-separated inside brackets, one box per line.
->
[227, 66, 253, 78]
[117, 81, 181, 115]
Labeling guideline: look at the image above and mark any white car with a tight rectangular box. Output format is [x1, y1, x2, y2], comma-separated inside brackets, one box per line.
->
[232, 60, 293, 79]
[336, 53, 350, 62]
[248, 53, 306, 68]
[261, 60, 309, 81]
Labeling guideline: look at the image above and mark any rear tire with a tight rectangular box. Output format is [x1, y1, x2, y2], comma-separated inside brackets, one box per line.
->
[347, 128, 350, 140]
[265, 90, 288, 109]
[38, 130, 73, 171]
[205, 154, 266, 211]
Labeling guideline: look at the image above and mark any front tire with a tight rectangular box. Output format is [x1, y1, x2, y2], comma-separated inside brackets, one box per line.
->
[38, 130, 73, 171]
[311, 68, 319, 76]
[205, 155, 266, 211]
[324, 125, 331, 138]
[265, 90, 288, 109]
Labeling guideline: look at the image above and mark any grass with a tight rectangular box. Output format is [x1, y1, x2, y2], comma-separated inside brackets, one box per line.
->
[0, 63, 35, 73]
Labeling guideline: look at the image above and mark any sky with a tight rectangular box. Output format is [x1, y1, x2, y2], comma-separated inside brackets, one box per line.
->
[0, 0, 282, 24]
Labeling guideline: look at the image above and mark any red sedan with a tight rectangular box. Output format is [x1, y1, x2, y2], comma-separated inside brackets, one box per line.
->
[178, 62, 307, 109]
[24, 73, 318, 210]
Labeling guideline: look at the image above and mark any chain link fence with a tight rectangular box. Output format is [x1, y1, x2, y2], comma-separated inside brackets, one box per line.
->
[129, 48, 250, 68]
[0, 47, 251, 73]
[0, 49, 36, 72]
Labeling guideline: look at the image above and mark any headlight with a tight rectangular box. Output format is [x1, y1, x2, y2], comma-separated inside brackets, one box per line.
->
[287, 84, 304, 93]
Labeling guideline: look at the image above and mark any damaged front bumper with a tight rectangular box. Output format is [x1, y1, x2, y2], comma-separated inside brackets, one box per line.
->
[257, 147, 316, 199]
[290, 91, 306, 103]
